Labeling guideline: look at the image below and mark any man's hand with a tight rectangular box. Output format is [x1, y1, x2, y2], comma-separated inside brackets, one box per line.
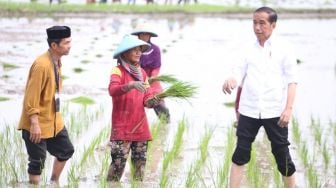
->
[145, 95, 161, 108]
[222, 78, 237, 94]
[128, 81, 146, 93]
[29, 114, 41, 144]
[278, 108, 292, 128]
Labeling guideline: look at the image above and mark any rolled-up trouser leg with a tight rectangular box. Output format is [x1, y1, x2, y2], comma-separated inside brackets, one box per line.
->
[130, 141, 148, 181]
[232, 115, 262, 165]
[22, 130, 47, 175]
[262, 117, 296, 176]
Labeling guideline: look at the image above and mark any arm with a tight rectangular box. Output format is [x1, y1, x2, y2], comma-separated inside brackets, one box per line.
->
[278, 83, 297, 127]
[24, 63, 47, 143]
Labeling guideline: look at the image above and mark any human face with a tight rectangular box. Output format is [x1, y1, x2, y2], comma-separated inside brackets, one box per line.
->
[122, 46, 142, 65]
[51, 37, 72, 57]
[253, 11, 276, 46]
[138, 33, 151, 43]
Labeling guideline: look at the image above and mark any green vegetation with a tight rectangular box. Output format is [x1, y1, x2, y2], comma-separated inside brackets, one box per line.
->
[73, 67, 84, 73]
[2, 63, 19, 70]
[70, 96, 95, 105]
[223, 101, 235, 107]
[0, 97, 10, 102]
[0, 2, 252, 14]
[148, 74, 178, 84]
[157, 81, 198, 100]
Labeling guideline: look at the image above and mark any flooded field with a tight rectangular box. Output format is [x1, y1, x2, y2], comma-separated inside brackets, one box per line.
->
[0, 14, 336, 187]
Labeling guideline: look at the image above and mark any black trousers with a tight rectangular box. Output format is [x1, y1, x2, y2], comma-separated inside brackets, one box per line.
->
[232, 114, 296, 176]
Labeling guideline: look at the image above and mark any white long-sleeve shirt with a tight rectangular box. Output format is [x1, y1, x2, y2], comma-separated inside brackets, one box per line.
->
[233, 36, 298, 119]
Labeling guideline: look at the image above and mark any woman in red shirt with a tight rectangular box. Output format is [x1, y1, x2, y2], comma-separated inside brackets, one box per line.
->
[107, 34, 159, 181]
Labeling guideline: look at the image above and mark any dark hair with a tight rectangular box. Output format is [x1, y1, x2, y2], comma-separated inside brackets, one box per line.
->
[254, 7, 277, 23]
[47, 38, 62, 47]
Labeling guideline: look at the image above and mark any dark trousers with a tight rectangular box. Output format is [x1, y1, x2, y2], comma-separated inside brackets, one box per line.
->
[232, 115, 296, 176]
[22, 128, 74, 175]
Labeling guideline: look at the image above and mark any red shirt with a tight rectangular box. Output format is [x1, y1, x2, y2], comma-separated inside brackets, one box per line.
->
[108, 65, 153, 141]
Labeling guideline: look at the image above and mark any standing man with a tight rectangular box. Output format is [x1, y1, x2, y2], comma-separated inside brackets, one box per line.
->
[222, 7, 297, 188]
[18, 26, 74, 185]
[131, 23, 171, 123]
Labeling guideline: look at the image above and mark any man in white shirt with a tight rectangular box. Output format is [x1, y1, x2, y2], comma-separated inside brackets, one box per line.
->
[223, 7, 297, 188]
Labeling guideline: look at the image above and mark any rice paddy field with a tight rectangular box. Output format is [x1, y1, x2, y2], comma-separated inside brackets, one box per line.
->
[0, 10, 336, 187]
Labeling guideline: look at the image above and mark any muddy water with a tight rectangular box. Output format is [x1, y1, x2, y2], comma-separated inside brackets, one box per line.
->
[1, 15, 336, 187]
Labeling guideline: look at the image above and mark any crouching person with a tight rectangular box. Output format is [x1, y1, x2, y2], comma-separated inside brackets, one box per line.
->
[107, 35, 160, 181]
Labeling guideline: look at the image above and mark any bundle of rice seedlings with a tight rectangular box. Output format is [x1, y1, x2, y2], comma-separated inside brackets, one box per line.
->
[156, 81, 198, 100]
[148, 74, 178, 84]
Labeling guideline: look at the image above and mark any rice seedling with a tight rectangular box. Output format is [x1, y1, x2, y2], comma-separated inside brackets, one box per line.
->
[267, 150, 283, 188]
[216, 126, 236, 188]
[0, 124, 26, 186]
[2, 63, 19, 70]
[156, 81, 198, 101]
[67, 125, 109, 185]
[307, 164, 321, 188]
[70, 96, 95, 105]
[321, 141, 330, 171]
[0, 96, 10, 102]
[148, 74, 178, 84]
[310, 116, 322, 146]
[185, 127, 213, 187]
[291, 117, 301, 144]
[73, 67, 84, 73]
[99, 151, 110, 187]
[223, 101, 235, 107]
[96, 54, 103, 58]
[80, 60, 91, 64]
[246, 146, 263, 187]
[159, 119, 186, 187]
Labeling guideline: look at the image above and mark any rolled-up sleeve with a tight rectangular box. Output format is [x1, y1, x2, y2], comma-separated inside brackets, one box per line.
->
[283, 48, 298, 84]
[24, 63, 47, 116]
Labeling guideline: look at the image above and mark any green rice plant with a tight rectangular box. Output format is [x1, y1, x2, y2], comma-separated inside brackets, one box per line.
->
[146, 117, 168, 169]
[67, 126, 109, 185]
[73, 67, 84, 73]
[99, 151, 110, 186]
[246, 146, 263, 187]
[185, 127, 213, 188]
[216, 126, 236, 187]
[80, 60, 91, 64]
[223, 101, 235, 107]
[199, 128, 213, 163]
[321, 141, 330, 171]
[0, 124, 26, 186]
[70, 96, 95, 105]
[291, 117, 301, 144]
[156, 81, 198, 100]
[307, 164, 321, 188]
[310, 116, 322, 146]
[2, 63, 19, 70]
[0, 96, 10, 102]
[148, 74, 178, 84]
[298, 142, 309, 167]
[185, 164, 199, 188]
[267, 150, 283, 188]
[159, 118, 186, 187]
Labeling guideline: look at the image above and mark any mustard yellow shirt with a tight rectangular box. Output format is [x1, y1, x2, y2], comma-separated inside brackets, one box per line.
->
[18, 51, 64, 138]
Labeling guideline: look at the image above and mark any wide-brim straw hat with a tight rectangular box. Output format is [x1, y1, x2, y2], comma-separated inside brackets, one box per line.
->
[131, 23, 158, 37]
[113, 34, 150, 59]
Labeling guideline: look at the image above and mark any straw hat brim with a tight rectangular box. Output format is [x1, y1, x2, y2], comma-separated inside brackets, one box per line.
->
[113, 35, 150, 59]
